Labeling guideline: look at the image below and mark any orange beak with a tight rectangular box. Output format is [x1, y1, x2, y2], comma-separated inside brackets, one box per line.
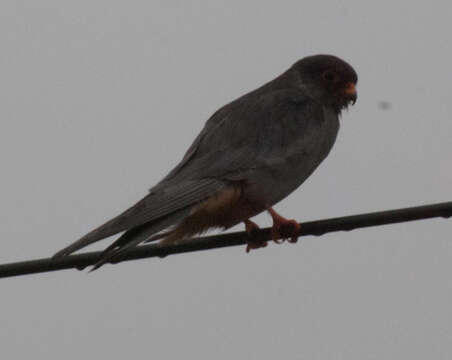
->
[343, 82, 357, 104]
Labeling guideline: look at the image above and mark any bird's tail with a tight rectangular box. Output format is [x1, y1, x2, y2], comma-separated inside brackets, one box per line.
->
[53, 179, 226, 259]
[89, 207, 191, 271]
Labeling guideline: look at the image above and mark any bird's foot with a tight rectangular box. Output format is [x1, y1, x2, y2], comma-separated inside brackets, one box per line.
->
[244, 219, 267, 252]
[267, 207, 301, 244]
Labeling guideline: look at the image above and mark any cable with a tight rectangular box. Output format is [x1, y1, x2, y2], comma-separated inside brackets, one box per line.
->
[0, 201, 451, 279]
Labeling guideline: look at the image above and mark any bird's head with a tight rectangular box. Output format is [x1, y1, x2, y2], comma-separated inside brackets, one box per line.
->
[292, 54, 358, 112]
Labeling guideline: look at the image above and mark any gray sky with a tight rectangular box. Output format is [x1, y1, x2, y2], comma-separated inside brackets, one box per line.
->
[1, 1, 452, 359]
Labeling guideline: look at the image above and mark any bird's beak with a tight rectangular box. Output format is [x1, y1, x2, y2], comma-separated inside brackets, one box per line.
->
[344, 82, 357, 105]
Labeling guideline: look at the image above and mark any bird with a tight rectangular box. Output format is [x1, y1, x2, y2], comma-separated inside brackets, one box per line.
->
[53, 54, 358, 270]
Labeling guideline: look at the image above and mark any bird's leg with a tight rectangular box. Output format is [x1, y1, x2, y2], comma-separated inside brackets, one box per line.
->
[244, 219, 267, 252]
[266, 207, 301, 244]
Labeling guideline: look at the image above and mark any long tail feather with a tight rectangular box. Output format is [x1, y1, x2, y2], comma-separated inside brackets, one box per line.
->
[90, 207, 191, 271]
[53, 179, 226, 258]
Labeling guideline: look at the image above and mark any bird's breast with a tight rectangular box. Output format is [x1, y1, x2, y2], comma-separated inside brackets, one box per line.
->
[243, 107, 340, 206]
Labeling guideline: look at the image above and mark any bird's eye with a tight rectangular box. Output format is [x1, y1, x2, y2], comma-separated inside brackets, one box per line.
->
[322, 70, 339, 82]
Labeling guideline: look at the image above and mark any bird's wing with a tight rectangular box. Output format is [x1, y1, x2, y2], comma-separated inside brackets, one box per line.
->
[157, 87, 319, 186]
[53, 178, 226, 257]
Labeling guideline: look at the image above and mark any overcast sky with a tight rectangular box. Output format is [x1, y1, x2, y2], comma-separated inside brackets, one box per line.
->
[1, 1, 452, 359]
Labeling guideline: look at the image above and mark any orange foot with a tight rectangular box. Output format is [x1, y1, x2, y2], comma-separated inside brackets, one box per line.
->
[244, 219, 267, 252]
[267, 207, 301, 244]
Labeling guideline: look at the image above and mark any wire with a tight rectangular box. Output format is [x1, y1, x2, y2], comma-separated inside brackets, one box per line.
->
[0, 201, 451, 279]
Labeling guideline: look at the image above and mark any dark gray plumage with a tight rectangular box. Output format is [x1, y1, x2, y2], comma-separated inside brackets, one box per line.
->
[53, 54, 358, 268]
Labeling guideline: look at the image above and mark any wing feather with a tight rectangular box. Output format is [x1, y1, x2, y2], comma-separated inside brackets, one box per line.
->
[53, 179, 226, 257]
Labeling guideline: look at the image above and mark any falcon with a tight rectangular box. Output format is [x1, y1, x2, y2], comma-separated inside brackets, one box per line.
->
[53, 54, 358, 269]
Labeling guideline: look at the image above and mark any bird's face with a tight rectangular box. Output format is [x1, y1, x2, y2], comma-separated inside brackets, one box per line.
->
[294, 55, 358, 112]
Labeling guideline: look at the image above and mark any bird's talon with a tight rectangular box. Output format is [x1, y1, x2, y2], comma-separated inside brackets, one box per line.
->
[246, 241, 268, 253]
[246, 222, 260, 239]
[288, 236, 298, 243]
[244, 219, 267, 252]
[278, 220, 300, 238]
[267, 207, 301, 245]
[273, 236, 285, 244]
[245, 219, 260, 237]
